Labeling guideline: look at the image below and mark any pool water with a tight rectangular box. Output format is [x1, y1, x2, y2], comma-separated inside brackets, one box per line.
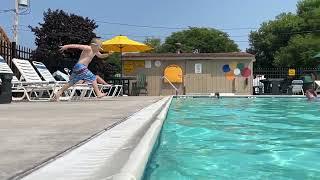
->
[143, 98, 320, 180]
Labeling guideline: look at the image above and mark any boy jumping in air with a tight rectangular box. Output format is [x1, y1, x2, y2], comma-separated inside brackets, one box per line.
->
[53, 38, 112, 101]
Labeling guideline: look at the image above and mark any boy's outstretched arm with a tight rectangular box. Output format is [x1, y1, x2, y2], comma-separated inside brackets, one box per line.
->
[96, 51, 114, 59]
[60, 44, 90, 52]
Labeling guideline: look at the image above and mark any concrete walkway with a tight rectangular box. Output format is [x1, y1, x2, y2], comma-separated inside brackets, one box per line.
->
[0, 96, 163, 180]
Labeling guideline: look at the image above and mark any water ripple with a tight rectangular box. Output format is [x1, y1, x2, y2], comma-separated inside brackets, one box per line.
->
[144, 98, 320, 180]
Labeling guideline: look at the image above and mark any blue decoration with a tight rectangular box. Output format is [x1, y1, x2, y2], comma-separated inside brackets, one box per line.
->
[223, 64, 230, 72]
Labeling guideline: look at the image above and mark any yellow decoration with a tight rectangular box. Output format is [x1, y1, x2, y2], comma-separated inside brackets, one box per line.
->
[123, 60, 145, 74]
[230, 62, 237, 69]
[134, 61, 145, 68]
[164, 65, 183, 83]
[288, 69, 296, 76]
[226, 71, 235, 80]
[124, 63, 134, 74]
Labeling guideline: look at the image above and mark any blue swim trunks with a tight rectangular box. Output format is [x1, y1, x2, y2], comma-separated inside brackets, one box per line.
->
[68, 63, 96, 85]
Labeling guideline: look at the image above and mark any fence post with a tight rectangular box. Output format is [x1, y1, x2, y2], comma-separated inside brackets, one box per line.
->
[11, 42, 16, 59]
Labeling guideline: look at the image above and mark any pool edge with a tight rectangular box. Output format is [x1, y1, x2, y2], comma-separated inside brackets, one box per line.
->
[176, 95, 305, 98]
[20, 97, 171, 180]
[113, 96, 173, 180]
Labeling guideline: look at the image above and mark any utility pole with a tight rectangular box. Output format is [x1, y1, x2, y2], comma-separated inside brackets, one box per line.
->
[13, 0, 19, 43]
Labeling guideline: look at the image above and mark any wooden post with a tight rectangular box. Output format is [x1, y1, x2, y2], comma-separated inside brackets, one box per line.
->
[232, 79, 236, 93]
[11, 42, 16, 59]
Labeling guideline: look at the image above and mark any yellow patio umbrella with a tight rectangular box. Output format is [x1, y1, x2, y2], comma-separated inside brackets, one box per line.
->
[102, 35, 152, 53]
[102, 35, 152, 76]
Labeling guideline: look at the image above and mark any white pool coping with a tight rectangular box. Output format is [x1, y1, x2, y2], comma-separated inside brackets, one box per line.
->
[177, 94, 306, 98]
[21, 96, 172, 180]
[113, 97, 172, 180]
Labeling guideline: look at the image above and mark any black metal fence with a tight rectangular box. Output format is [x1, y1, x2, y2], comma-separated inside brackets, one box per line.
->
[0, 40, 33, 74]
[253, 67, 320, 95]
[253, 68, 320, 79]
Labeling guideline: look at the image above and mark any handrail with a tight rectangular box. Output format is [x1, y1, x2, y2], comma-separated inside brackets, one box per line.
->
[161, 76, 179, 95]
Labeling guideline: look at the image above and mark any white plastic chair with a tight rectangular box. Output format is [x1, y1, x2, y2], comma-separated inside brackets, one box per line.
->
[291, 80, 304, 95]
[32, 61, 93, 101]
[253, 75, 266, 94]
[315, 80, 320, 94]
[52, 70, 70, 82]
[12, 58, 57, 101]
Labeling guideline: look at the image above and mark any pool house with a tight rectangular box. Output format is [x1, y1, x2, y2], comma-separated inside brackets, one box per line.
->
[123, 52, 255, 96]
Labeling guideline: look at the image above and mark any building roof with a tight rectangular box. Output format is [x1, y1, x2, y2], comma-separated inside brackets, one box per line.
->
[123, 52, 255, 61]
[0, 26, 11, 43]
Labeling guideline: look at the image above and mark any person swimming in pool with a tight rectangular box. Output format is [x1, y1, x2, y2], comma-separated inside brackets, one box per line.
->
[53, 38, 113, 101]
[305, 89, 317, 101]
[215, 92, 220, 99]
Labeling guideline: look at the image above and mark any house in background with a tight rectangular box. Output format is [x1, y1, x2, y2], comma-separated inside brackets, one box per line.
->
[0, 26, 12, 62]
[123, 52, 255, 96]
[0, 26, 11, 43]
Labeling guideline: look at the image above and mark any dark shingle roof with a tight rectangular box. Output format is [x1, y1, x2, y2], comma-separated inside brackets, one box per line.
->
[123, 52, 254, 60]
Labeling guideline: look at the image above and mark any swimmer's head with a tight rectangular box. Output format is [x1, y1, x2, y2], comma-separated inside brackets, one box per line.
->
[306, 89, 316, 100]
[90, 38, 103, 51]
[215, 92, 220, 99]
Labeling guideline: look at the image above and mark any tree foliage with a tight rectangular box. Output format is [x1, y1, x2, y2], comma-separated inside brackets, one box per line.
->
[160, 27, 239, 53]
[144, 38, 163, 53]
[248, 0, 320, 68]
[274, 35, 320, 67]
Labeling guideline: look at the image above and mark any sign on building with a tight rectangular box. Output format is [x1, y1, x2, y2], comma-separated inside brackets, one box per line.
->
[288, 69, 296, 76]
[123, 60, 145, 74]
[145, 60, 151, 68]
[195, 63, 202, 74]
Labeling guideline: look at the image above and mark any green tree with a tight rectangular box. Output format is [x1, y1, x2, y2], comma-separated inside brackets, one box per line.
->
[248, 13, 304, 68]
[161, 27, 239, 53]
[144, 37, 163, 53]
[274, 35, 320, 67]
[248, 0, 320, 68]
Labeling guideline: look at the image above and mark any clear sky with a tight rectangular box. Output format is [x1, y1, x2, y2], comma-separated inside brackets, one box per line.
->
[0, 0, 299, 51]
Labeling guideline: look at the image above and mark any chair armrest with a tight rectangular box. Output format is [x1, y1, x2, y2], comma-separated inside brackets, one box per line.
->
[55, 81, 68, 84]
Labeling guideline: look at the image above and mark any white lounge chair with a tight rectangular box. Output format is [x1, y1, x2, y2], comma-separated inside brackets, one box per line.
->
[12, 58, 57, 101]
[0, 56, 26, 101]
[53, 70, 69, 82]
[32, 61, 92, 101]
[253, 75, 266, 94]
[315, 80, 320, 94]
[291, 80, 304, 95]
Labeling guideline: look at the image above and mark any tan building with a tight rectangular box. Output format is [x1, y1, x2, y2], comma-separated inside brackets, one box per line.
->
[123, 52, 255, 96]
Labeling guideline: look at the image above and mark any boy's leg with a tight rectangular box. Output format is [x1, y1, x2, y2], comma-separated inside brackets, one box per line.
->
[53, 83, 73, 101]
[96, 75, 108, 85]
[92, 79, 106, 98]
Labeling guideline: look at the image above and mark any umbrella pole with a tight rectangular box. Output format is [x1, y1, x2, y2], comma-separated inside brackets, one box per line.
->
[120, 47, 123, 78]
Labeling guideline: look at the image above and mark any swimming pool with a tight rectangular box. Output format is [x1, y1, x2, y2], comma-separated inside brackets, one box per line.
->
[143, 98, 320, 180]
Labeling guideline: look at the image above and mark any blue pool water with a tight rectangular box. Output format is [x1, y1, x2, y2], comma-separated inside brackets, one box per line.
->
[143, 98, 320, 180]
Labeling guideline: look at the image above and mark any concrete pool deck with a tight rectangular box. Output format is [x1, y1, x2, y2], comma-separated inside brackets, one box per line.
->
[0, 96, 164, 180]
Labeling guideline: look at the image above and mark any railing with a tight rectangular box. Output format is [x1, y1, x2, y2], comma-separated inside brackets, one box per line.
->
[253, 67, 320, 79]
[161, 76, 179, 96]
[0, 40, 33, 76]
[253, 67, 320, 95]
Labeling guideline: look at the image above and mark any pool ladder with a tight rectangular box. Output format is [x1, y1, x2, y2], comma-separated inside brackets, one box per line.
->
[161, 76, 179, 96]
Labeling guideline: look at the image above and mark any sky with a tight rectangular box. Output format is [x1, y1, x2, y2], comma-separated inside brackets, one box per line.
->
[0, 0, 300, 51]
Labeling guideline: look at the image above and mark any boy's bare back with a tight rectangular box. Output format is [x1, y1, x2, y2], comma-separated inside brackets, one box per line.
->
[78, 46, 96, 66]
